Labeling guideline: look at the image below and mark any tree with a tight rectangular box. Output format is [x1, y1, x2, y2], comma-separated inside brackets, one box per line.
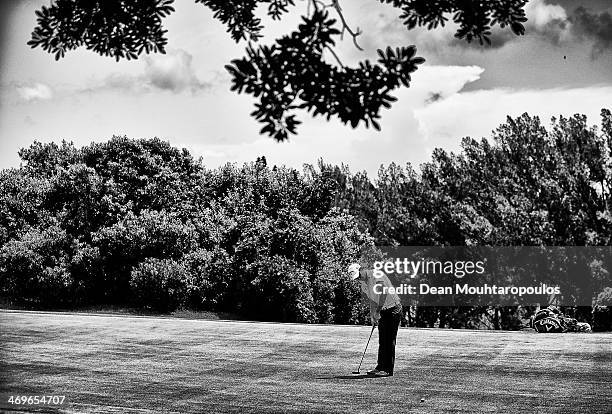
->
[28, 0, 527, 140]
[0, 223, 73, 306]
[130, 257, 190, 312]
[1, 112, 612, 327]
[0, 169, 51, 245]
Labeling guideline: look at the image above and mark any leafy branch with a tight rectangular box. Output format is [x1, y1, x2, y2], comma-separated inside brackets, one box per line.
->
[28, 0, 528, 140]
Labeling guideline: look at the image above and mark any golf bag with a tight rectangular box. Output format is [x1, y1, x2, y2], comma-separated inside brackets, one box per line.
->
[531, 306, 592, 333]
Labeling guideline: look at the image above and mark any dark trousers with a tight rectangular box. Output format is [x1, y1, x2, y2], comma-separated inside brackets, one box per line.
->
[376, 304, 402, 375]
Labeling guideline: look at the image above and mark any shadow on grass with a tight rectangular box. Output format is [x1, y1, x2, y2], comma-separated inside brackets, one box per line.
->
[316, 374, 374, 380]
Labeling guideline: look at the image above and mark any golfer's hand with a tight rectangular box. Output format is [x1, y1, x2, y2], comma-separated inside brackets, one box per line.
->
[371, 316, 379, 326]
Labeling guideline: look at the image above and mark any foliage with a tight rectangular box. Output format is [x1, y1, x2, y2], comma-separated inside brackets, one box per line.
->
[593, 287, 612, 331]
[226, 11, 425, 140]
[92, 209, 198, 302]
[246, 255, 316, 322]
[130, 258, 189, 312]
[0, 169, 50, 245]
[1, 109, 612, 329]
[0, 224, 73, 306]
[28, 0, 174, 61]
[378, 0, 527, 44]
[182, 247, 232, 309]
[28, 0, 527, 140]
[595, 287, 612, 306]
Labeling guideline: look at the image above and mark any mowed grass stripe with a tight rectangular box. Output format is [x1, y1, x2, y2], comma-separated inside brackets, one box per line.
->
[1, 310, 610, 413]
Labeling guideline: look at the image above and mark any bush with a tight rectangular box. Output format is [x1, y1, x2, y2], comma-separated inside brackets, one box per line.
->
[0, 225, 73, 306]
[93, 209, 198, 301]
[69, 242, 103, 304]
[246, 256, 316, 323]
[130, 258, 189, 312]
[0, 169, 50, 245]
[183, 247, 233, 310]
[593, 306, 612, 332]
[593, 288, 612, 331]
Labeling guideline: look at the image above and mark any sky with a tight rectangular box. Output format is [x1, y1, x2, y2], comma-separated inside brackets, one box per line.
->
[1, 0, 611, 177]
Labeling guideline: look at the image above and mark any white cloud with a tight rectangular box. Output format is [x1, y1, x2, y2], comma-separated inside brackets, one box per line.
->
[414, 86, 612, 154]
[412, 65, 485, 101]
[15, 83, 53, 102]
[188, 129, 366, 174]
[85, 49, 209, 94]
[359, 0, 579, 51]
[143, 49, 207, 93]
[525, 0, 568, 28]
[193, 64, 489, 175]
[523, 0, 573, 44]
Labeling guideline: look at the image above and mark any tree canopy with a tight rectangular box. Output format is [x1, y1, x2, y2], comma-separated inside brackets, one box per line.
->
[28, 0, 528, 140]
[1, 109, 611, 330]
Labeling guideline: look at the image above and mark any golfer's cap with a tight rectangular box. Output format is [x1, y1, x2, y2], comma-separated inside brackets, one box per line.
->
[348, 263, 361, 279]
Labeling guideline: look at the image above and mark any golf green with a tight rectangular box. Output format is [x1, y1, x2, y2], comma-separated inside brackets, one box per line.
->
[1, 310, 610, 413]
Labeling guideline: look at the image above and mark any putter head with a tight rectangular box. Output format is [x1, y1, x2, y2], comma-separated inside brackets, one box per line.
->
[352, 370, 360, 374]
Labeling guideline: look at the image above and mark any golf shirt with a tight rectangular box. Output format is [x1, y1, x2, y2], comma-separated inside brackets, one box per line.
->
[359, 269, 402, 317]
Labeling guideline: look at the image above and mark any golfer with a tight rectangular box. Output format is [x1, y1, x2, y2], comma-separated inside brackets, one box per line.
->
[348, 263, 402, 377]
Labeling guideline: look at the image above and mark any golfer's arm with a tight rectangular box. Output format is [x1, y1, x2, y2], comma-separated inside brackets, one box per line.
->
[374, 281, 387, 314]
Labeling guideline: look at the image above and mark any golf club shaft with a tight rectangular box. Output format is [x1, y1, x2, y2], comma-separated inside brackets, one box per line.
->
[356, 325, 376, 373]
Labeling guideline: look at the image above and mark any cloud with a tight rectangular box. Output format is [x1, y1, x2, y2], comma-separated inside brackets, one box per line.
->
[456, 0, 572, 48]
[88, 49, 209, 94]
[100, 73, 140, 91]
[189, 65, 488, 176]
[487, 1, 612, 57]
[15, 82, 53, 102]
[571, 7, 612, 58]
[527, 0, 568, 28]
[523, 0, 572, 43]
[366, 0, 610, 58]
[414, 85, 612, 155]
[426, 92, 443, 104]
[415, 65, 484, 101]
[24, 115, 36, 126]
[143, 49, 207, 93]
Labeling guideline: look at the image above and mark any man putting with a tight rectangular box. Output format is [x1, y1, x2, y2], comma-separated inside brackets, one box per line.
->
[348, 263, 403, 377]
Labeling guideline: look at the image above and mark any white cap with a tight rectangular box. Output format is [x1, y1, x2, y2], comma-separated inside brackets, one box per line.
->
[347, 263, 361, 280]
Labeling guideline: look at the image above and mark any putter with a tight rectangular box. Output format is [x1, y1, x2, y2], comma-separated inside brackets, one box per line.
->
[352, 325, 375, 374]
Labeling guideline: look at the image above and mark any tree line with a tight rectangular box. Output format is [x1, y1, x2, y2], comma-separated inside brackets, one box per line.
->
[1, 110, 611, 330]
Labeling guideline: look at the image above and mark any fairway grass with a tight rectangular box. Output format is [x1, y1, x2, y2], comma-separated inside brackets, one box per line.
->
[1, 310, 610, 413]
